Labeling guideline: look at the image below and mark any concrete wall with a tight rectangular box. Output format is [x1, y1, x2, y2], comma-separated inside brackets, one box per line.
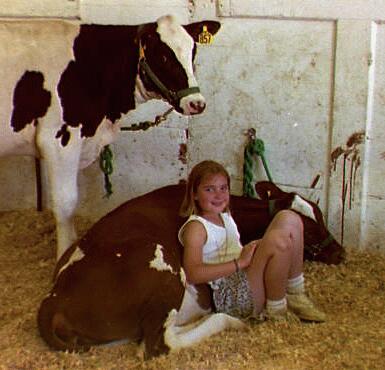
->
[0, 0, 384, 252]
[190, 0, 385, 252]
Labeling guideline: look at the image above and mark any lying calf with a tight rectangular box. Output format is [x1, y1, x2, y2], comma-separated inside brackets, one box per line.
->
[38, 182, 343, 358]
[237, 181, 345, 264]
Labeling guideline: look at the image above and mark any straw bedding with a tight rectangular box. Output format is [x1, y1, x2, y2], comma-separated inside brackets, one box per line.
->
[0, 208, 384, 369]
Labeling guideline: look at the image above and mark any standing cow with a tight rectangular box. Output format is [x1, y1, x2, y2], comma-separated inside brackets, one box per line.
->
[38, 182, 344, 359]
[0, 15, 220, 259]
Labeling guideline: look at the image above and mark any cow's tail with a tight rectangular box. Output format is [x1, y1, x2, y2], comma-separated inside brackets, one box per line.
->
[37, 295, 90, 352]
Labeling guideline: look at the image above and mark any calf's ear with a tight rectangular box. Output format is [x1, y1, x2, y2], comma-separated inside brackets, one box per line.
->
[183, 21, 221, 42]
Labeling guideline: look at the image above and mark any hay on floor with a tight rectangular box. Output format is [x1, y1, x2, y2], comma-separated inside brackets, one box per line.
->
[0, 209, 384, 370]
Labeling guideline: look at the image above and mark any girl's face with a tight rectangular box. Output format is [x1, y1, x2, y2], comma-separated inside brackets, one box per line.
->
[194, 173, 230, 216]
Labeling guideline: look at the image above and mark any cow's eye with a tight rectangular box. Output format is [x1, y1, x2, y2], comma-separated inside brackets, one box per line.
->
[162, 55, 167, 63]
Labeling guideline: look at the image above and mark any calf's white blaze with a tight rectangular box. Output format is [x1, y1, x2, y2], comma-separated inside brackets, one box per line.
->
[157, 15, 197, 88]
[157, 15, 205, 114]
[291, 195, 316, 221]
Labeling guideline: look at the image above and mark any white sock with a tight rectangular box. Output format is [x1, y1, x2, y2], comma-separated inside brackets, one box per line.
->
[266, 297, 287, 312]
[287, 273, 305, 294]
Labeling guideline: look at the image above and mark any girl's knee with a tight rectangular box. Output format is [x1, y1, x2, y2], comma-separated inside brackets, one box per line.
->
[264, 229, 292, 254]
[274, 210, 304, 234]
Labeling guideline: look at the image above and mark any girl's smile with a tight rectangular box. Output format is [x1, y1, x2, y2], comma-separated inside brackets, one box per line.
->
[194, 173, 230, 222]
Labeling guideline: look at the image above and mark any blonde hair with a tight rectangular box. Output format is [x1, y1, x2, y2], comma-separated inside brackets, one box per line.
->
[179, 160, 231, 217]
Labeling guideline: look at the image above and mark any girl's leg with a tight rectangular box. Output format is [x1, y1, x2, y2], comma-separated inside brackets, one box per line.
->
[246, 210, 299, 314]
[249, 210, 326, 322]
[284, 210, 305, 280]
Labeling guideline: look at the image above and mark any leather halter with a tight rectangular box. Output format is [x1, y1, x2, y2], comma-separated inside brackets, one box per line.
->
[138, 43, 200, 105]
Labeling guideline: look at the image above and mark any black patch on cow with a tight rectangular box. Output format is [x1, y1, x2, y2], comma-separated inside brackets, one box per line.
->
[138, 29, 189, 101]
[55, 124, 71, 147]
[58, 24, 141, 138]
[11, 71, 51, 132]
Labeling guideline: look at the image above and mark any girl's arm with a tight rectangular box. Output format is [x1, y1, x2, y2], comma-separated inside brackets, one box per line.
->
[182, 220, 254, 284]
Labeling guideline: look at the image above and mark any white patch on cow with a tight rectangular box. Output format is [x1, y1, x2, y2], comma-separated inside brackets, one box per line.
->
[157, 16, 196, 87]
[149, 244, 176, 274]
[164, 309, 245, 351]
[56, 247, 85, 278]
[175, 283, 210, 326]
[0, 122, 37, 157]
[80, 119, 120, 169]
[291, 195, 316, 221]
[179, 268, 187, 287]
[156, 15, 205, 114]
[134, 77, 159, 103]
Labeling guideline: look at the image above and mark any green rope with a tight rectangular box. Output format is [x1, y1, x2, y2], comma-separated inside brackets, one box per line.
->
[243, 130, 273, 198]
[100, 145, 113, 197]
[243, 144, 258, 198]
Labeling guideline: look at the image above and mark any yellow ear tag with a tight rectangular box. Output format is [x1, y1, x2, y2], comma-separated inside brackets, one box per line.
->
[198, 25, 213, 45]
[139, 44, 145, 59]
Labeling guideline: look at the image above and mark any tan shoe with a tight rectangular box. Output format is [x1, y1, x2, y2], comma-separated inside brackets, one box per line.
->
[265, 307, 300, 323]
[287, 293, 326, 322]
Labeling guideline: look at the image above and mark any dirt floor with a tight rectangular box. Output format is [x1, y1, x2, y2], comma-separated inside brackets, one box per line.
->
[0, 208, 384, 370]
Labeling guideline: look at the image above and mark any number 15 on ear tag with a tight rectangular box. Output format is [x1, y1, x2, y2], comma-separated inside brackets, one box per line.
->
[198, 25, 213, 44]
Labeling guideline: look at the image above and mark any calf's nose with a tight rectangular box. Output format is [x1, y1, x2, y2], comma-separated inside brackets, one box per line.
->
[189, 100, 206, 114]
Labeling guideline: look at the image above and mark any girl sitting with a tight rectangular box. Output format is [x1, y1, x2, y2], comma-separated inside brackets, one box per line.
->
[178, 160, 325, 322]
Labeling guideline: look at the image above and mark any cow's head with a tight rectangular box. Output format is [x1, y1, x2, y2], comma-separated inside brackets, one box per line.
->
[136, 15, 220, 115]
[255, 181, 345, 265]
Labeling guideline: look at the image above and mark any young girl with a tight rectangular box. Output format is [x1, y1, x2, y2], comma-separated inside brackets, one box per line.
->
[178, 160, 325, 322]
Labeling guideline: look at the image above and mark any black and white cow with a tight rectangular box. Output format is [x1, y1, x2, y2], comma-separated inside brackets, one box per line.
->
[0, 15, 220, 259]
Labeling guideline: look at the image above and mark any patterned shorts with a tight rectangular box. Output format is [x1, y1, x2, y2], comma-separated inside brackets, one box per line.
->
[210, 270, 255, 319]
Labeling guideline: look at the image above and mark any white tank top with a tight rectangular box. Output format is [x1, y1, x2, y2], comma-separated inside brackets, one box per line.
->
[178, 213, 242, 264]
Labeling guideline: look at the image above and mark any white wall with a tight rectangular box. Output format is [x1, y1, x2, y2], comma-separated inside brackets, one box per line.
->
[0, 0, 384, 252]
[189, 0, 385, 252]
[0, 0, 78, 18]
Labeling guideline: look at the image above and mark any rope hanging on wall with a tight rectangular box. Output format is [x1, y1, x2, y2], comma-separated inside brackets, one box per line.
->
[243, 128, 273, 198]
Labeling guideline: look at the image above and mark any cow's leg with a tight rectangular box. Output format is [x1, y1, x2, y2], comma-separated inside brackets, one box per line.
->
[141, 316, 169, 359]
[164, 309, 245, 351]
[38, 125, 82, 260]
[49, 147, 80, 260]
[174, 283, 212, 325]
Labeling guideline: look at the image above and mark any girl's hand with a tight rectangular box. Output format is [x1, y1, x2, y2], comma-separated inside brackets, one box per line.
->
[238, 240, 260, 269]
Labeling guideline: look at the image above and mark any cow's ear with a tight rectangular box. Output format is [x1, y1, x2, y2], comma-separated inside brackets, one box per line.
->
[184, 21, 221, 43]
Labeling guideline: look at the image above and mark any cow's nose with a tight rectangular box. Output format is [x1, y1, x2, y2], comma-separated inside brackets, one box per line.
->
[189, 100, 206, 114]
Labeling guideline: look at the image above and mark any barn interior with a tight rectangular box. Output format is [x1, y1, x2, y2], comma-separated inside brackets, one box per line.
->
[1, 1, 384, 369]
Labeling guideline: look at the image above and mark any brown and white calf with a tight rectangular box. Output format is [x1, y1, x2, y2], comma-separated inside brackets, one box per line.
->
[0, 15, 220, 259]
[38, 182, 344, 358]
[237, 181, 345, 265]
